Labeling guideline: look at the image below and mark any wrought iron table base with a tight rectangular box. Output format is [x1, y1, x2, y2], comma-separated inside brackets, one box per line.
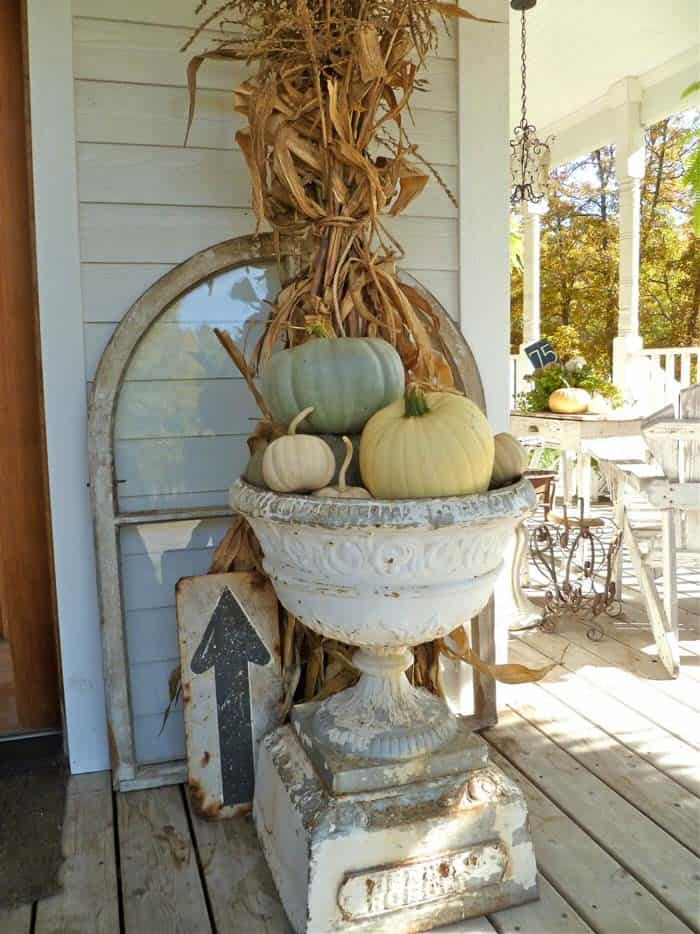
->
[528, 500, 623, 642]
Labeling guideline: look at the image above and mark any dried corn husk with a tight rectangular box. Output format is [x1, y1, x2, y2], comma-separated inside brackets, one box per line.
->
[188, 0, 501, 707]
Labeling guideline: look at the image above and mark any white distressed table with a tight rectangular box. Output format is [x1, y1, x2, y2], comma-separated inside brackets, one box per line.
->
[510, 410, 643, 513]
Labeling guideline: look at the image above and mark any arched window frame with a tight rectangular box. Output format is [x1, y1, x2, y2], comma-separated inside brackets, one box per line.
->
[88, 232, 486, 791]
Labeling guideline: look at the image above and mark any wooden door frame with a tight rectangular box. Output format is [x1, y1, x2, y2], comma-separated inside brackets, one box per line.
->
[25, 0, 110, 771]
[0, 0, 61, 733]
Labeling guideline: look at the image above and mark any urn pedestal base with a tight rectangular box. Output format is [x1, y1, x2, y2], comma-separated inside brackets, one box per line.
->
[254, 723, 538, 933]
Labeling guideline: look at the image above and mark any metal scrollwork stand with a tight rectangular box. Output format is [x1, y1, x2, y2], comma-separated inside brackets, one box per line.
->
[529, 499, 623, 641]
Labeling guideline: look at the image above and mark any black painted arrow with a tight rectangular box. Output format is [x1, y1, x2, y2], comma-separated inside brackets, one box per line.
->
[190, 587, 271, 807]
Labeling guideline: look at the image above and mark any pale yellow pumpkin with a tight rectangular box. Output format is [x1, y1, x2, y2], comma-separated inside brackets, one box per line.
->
[262, 408, 335, 493]
[490, 432, 528, 489]
[360, 387, 494, 499]
[313, 436, 371, 499]
[548, 387, 590, 414]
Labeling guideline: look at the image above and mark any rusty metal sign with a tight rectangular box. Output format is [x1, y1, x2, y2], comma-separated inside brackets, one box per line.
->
[177, 571, 282, 818]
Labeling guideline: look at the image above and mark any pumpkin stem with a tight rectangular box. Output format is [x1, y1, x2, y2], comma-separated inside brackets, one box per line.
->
[404, 385, 430, 417]
[338, 436, 353, 492]
[304, 316, 334, 339]
[288, 407, 314, 435]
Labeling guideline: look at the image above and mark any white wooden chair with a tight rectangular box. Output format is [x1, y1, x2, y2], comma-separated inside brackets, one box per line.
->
[588, 384, 700, 678]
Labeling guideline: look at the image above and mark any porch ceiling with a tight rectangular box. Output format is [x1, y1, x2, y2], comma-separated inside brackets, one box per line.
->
[509, 0, 700, 134]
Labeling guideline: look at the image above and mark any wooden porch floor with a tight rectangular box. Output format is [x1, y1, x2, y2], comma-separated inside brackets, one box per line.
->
[2, 566, 699, 932]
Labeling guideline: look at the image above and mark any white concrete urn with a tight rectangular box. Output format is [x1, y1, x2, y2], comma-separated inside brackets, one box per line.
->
[231, 478, 535, 762]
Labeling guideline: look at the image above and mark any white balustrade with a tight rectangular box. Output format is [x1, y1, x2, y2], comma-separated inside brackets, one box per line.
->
[640, 346, 699, 409]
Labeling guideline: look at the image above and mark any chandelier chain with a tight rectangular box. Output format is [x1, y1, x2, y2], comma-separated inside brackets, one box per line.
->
[520, 9, 527, 128]
[510, 1, 552, 206]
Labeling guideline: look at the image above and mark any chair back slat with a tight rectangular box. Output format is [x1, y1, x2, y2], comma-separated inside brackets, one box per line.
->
[642, 403, 678, 481]
[679, 385, 700, 552]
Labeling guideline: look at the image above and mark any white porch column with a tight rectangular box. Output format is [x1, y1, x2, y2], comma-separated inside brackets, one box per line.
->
[520, 199, 547, 348]
[611, 81, 645, 399]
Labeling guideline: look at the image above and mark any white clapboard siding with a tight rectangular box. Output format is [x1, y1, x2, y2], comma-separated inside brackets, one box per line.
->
[120, 517, 231, 557]
[116, 379, 259, 440]
[115, 435, 249, 507]
[126, 607, 179, 664]
[82, 263, 459, 324]
[71, 6, 457, 60]
[79, 204, 256, 264]
[118, 516, 231, 763]
[80, 203, 458, 267]
[120, 490, 232, 513]
[75, 81, 242, 150]
[130, 658, 183, 717]
[73, 18, 457, 111]
[75, 82, 457, 165]
[121, 544, 217, 612]
[85, 321, 259, 381]
[81, 263, 174, 323]
[133, 710, 186, 763]
[77, 143, 458, 218]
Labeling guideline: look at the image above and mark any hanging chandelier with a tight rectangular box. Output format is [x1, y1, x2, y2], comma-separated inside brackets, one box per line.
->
[510, 0, 552, 206]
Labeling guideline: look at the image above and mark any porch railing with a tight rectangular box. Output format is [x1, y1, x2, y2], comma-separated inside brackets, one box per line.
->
[640, 346, 699, 409]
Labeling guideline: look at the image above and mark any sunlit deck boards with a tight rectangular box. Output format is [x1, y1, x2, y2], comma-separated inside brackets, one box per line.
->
[4, 590, 699, 932]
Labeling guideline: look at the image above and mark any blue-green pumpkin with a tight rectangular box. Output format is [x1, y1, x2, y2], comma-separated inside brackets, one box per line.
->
[261, 337, 405, 434]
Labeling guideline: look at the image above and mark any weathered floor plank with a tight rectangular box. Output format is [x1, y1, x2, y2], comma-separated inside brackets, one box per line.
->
[0, 905, 33, 934]
[34, 771, 119, 934]
[485, 709, 700, 929]
[485, 746, 691, 933]
[506, 643, 700, 854]
[586, 609, 700, 677]
[117, 785, 211, 934]
[184, 796, 292, 934]
[518, 627, 700, 748]
[550, 614, 700, 711]
[486, 875, 592, 934]
[510, 637, 700, 797]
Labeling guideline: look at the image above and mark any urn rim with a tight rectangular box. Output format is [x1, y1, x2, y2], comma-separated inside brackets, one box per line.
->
[230, 477, 535, 530]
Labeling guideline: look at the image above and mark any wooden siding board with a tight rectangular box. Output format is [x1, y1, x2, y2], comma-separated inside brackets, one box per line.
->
[71, 7, 457, 58]
[77, 143, 457, 217]
[79, 203, 458, 268]
[73, 18, 457, 109]
[74, 81, 457, 164]
[82, 264, 459, 326]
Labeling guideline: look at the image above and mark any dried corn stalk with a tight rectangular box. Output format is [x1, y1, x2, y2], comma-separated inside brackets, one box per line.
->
[186, 2, 547, 704]
[184, 0, 496, 382]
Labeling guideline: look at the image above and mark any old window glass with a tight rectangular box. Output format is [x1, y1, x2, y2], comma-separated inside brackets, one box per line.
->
[114, 261, 279, 764]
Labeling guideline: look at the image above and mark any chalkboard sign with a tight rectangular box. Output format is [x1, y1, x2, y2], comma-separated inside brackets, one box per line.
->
[524, 339, 558, 370]
[176, 572, 282, 819]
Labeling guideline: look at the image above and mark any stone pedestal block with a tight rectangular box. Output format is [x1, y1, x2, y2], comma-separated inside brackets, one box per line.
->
[254, 725, 538, 933]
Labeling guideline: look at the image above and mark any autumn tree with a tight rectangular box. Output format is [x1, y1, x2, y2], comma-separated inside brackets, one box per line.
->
[511, 110, 699, 373]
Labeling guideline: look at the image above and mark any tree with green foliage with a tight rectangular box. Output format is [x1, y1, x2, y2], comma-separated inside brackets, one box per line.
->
[511, 111, 699, 372]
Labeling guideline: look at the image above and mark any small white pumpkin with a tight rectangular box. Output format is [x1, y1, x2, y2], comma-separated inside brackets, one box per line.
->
[490, 432, 528, 489]
[313, 436, 371, 499]
[262, 407, 335, 493]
